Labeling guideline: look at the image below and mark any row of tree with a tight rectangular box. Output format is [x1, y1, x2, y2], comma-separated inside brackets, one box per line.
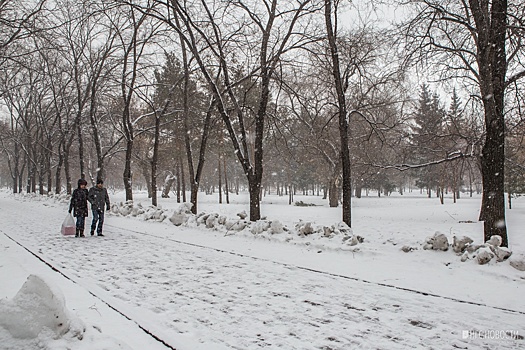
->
[0, 0, 524, 246]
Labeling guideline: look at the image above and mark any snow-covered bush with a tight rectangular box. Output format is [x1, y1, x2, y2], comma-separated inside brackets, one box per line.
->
[251, 220, 271, 235]
[118, 200, 134, 216]
[169, 202, 194, 226]
[111, 201, 167, 222]
[452, 235, 474, 254]
[143, 206, 167, 221]
[270, 220, 284, 234]
[509, 254, 525, 271]
[423, 232, 449, 251]
[225, 219, 248, 231]
[460, 235, 512, 265]
[476, 247, 495, 265]
[296, 221, 314, 236]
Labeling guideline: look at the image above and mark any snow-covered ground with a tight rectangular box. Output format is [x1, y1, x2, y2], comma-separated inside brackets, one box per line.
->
[1, 189, 524, 349]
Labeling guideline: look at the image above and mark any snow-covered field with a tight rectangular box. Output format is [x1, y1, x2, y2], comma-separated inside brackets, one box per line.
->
[1, 189, 524, 350]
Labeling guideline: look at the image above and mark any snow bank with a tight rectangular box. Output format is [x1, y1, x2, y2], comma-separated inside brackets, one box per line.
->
[420, 232, 514, 266]
[109, 201, 365, 251]
[0, 275, 133, 350]
[0, 275, 84, 346]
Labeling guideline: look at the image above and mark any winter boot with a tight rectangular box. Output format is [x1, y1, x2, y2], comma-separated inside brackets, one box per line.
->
[90, 229, 95, 236]
[75, 228, 79, 238]
[79, 229, 85, 238]
[97, 231, 104, 237]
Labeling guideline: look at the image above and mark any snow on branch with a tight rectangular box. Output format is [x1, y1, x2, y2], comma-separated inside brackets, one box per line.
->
[372, 150, 473, 171]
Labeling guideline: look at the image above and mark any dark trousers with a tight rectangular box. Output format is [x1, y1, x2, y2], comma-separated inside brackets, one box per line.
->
[76, 216, 85, 229]
[91, 210, 105, 234]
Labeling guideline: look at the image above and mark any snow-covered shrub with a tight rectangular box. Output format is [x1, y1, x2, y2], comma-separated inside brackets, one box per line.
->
[461, 235, 512, 265]
[195, 212, 209, 226]
[296, 221, 314, 236]
[53, 193, 70, 204]
[225, 220, 248, 231]
[509, 254, 525, 271]
[251, 220, 271, 235]
[346, 235, 361, 246]
[452, 236, 473, 254]
[143, 206, 167, 222]
[206, 214, 219, 228]
[294, 201, 316, 207]
[170, 212, 189, 226]
[423, 232, 449, 251]
[492, 246, 512, 262]
[218, 216, 227, 225]
[178, 202, 193, 214]
[131, 203, 145, 217]
[237, 210, 248, 219]
[270, 220, 284, 234]
[477, 247, 495, 265]
[110, 203, 120, 214]
[118, 200, 134, 216]
[322, 226, 334, 237]
[169, 203, 194, 226]
[401, 246, 417, 253]
[486, 235, 503, 247]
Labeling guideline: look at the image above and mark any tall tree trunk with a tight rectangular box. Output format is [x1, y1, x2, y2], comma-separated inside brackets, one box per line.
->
[18, 158, 25, 194]
[12, 142, 20, 194]
[176, 161, 181, 203]
[180, 153, 186, 202]
[75, 113, 85, 180]
[328, 179, 339, 207]
[123, 139, 133, 201]
[141, 161, 152, 198]
[325, 0, 351, 226]
[151, 108, 161, 206]
[472, 0, 508, 246]
[218, 156, 222, 204]
[63, 137, 73, 195]
[223, 156, 229, 204]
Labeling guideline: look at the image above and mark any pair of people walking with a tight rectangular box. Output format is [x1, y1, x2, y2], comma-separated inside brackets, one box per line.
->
[69, 178, 110, 237]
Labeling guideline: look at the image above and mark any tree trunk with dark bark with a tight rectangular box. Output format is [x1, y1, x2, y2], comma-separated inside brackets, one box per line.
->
[325, 0, 351, 226]
[472, 0, 508, 246]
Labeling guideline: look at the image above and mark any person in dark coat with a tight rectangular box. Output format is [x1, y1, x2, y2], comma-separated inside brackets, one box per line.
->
[88, 178, 110, 236]
[69, 179, 89, 237]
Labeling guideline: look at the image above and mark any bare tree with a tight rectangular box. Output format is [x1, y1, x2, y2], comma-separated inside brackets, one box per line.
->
[136, 0, 320, 221]
[0, 0, 48, 66]
[113, 3, 160, 201]
[401, 0, 525, 247]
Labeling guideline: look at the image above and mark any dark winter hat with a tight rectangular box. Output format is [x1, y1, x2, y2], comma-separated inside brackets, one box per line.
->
[96, 178, 104, 185]
[78, 179, 87, 187]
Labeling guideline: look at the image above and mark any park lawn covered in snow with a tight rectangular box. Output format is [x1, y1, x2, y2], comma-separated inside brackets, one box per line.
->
[1, 189, 524, 349]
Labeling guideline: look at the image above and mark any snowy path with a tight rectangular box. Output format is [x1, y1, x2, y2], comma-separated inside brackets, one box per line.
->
[1, 195, 524, 349]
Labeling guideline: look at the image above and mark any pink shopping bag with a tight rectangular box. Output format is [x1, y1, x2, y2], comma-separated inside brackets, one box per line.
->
[61, 214, 76, 236]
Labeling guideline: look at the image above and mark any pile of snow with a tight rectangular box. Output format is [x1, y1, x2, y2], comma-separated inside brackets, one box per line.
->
[0, 275, 84, 341]
[10, 192, 70, 204]
[509, 254, 525, 271]
[109, 200, 365, 251]
[423, 232, 450, 251]
[421, 232, 513, 266]
[111, 200, 167, 222]
[0, 275, 132, 350]
[460, 235, 512, 265]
